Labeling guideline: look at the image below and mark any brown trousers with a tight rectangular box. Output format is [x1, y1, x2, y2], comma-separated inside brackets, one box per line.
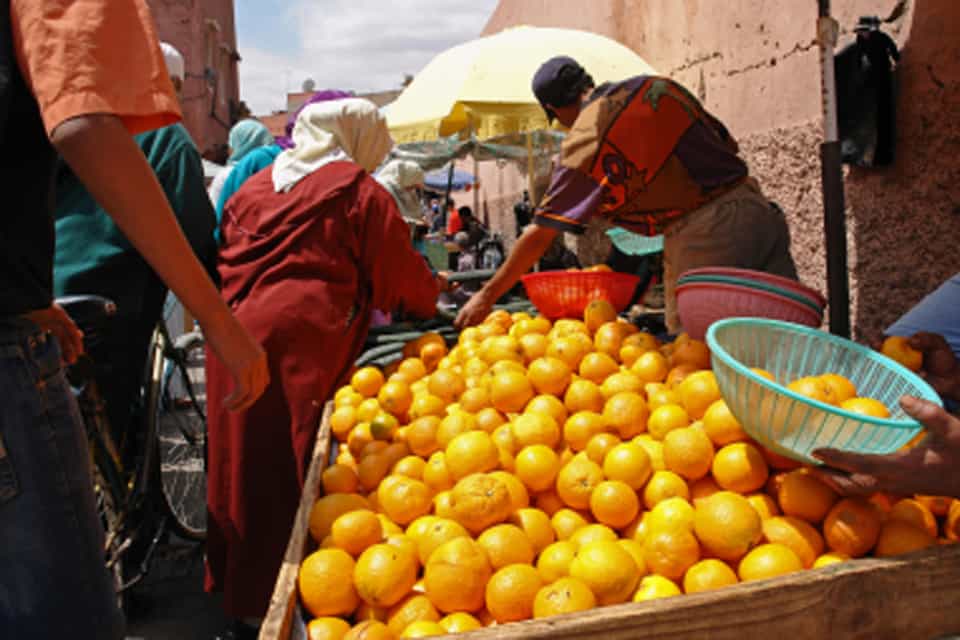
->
[663, 179, 798, 333]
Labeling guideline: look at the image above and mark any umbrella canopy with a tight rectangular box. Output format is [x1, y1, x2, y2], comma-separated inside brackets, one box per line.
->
[386, 26, 657, 143]
[424, 164, 476, 191]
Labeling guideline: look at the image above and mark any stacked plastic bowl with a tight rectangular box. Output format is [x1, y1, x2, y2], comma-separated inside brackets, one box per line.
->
[676, 267, 826, 340]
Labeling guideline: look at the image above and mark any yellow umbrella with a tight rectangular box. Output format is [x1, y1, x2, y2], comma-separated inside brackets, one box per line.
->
[386, 26, 658, 144]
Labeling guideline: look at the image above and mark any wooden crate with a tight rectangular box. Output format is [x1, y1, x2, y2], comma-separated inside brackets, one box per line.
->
[261, 404, 960, 640]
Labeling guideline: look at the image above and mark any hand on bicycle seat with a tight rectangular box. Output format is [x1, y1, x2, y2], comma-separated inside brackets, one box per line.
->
[203, 314, 270, 412]
[24, 303, 84, 365]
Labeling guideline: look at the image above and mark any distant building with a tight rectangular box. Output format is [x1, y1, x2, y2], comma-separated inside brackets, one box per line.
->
[147, 0, 242, 156]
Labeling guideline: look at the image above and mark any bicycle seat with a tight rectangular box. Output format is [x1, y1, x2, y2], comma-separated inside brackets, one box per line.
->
[56, 294, 117, 347]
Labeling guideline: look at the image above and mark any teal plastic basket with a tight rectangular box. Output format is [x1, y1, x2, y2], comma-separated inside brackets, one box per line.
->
[706, 318, 942, 464]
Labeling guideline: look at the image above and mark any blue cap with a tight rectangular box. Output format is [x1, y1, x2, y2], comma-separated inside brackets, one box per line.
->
[531, 56, 592, 121]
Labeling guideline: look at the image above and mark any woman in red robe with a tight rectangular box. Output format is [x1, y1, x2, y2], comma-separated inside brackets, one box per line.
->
[204, 99, 440, 630]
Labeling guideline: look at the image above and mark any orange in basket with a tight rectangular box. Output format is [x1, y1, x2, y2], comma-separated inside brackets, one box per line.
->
[521, 271, 643, 319]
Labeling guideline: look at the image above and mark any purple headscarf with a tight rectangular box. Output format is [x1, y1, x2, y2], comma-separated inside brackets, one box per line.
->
[275, 89, 355, 149]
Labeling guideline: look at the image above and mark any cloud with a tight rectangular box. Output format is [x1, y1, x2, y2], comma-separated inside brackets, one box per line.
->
[237, 0, 498, 115]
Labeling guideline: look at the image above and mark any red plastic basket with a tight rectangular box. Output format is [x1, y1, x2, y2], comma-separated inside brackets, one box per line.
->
[521, 271, 642, 319]
[676, 281, 822, 340]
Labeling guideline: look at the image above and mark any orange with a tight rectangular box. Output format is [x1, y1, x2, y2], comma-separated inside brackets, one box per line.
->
[546, 335, 592, 370]
[632, 575, 682, 602]
[511, 412, 561, 449]
[423, 537, 493, 613]
[307, 617, 351, 640]
[646, 384, 680, 411]
[593, 322, 631, 359]
[564, 379, 606, 414]
[888, 498, 938, 537]
[600, 371, 644, 399]
[436, 412, 476, 449]
[534, 489, 565, 516]
[662, 426, 715, 481]
[676, 371, 721, 420]
[509, 508, 555, 554]
[746, 493, 781, 520]
[299, 549, 359, 617]
[490, 370, 535, 414]
[617, 539, 648, 576]
[416, 518, 469, 566]
[514, 444, 561, 493]
[578, 352, 620, 384]
[589, 480, 640, 529]
[602, 391, 649, 439]
[711, 442, 769, 494]
[382, 441, 411, 466]
[385, 534, 417, 563]
[474, 407, 507, 434]
[701, 400, 748, 446]
[647, 403, 690, 440]
[556, 455, 604, 510]
[525, 394, 569, 425]
[479, 335, 524, 365]
[399, 620, 445, 638]
[568, 523, 618, 550]
[570, 540, 640, 605]
[585, 432, 622, 464]
[822, 498, 882, 558]
[665, 364, 699, 389]
[386, 594, 440, 638]
[408, 394, 446, 420]
[427, 369, 466, 405]
[323, 463, 360, 495]
[683, 558, 739, 593]
[840, 397, 891, 418]
[405, 416, 441, 458]
[690, 476, 722, 508]
[915, 495, 952, 517]
[602, 442, 652, 490]
[533, 576, 597, 618]
[420, 343, 449, 372]
[563, 411, 606, 452]
[584, 299, 618, 333]
[378, 379, 413, 417]
[761, 516, 824, 568]
[309, 494, 370, 543]
[881, 335, 923, 372]
[670, 339, 711, 370]
[813, 551, 851, 568]
[527, 357, 573, 396]
[693, 491, 763, 562]
[550, 508, 591, 541]
[642, 527, 700, 581]
[643, 470, 690, 509]
[393, 455, 427, 481]
[458, 387, 490, 414]
[335, 386, 364, 410]
[354, 543, 418, 608]
[875, 519, 937, 557]
[331, 406, 359, 441]
[352, 367, 386, 398]
[623, 331, 659, 354]
[360, 440, 390, 459]
[377, 476, 431, 527]
[489, 470, 530, 512]
[444, 431, 499, 480]
[422, 452, 453, 493]
[438, 612, 482, 633]
[787, 375, 837, 404]
[478, 524, 536, 569]
[631, 350, 670, 385]
[485, 564, 543, 623]
[819, 373, 858, 404]
[633, 434, 665, 471]
[398, 357, 429, 382]
[432, 492, 454, 520]
[357, 454, 392, 493]
[945, 500, 960, 541]
[449, 473, 513, 535]
[646, 496, 695, 533]
[777, 470, 838, 524]
[536, 541, 577, 582]
[348, 424, 375, 458]
[345, 621, 392, 640]
[331, 510, 383, 557]
[737, 543, 803, 581]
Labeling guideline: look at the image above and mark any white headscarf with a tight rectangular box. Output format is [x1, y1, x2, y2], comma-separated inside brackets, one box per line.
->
[272, 98, 393, 193]
[160, 42, 185, 83]
[375, 160, 426, 221]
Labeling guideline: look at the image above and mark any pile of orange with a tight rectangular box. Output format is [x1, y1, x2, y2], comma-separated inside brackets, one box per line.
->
[300, 302, 957, 639]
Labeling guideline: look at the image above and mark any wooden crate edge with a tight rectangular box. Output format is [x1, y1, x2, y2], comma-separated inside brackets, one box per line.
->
[259, 402, 334, 640]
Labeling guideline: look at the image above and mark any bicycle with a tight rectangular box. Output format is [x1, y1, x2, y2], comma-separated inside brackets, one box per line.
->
[58, 294, 208, 608]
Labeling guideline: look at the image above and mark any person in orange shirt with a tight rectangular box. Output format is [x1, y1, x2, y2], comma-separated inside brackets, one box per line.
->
[0, 3, 268, 639]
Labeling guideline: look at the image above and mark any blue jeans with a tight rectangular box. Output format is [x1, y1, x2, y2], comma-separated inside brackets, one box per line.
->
[0, 318, 124, 640]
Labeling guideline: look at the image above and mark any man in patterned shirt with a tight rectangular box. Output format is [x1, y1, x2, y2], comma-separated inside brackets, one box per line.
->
[456, 56, 797, 332]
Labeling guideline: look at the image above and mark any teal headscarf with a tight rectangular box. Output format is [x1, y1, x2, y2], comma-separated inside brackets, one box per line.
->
[227, 119, 275, 165]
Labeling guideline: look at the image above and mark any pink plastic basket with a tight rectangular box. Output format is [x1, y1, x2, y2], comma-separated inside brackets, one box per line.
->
[521, 271, 642, 319]
[676, 281, 823, 340]
[679, 267, 827, 309]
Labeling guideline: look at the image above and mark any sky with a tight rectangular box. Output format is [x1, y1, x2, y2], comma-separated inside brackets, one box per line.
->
[235, 0, 500, 115]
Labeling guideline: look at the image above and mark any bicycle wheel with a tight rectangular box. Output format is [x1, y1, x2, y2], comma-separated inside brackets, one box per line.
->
[91, 441, 127, 610]
[155, 331, 208, 540]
